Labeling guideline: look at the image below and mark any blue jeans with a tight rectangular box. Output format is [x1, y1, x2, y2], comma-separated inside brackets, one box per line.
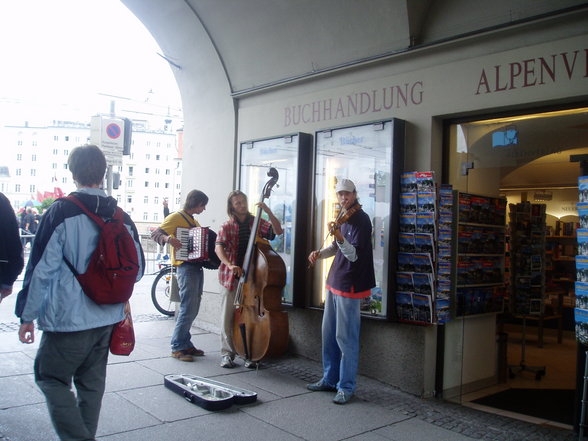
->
[171, 263, 203, 352]
[321, 290, 361, 394]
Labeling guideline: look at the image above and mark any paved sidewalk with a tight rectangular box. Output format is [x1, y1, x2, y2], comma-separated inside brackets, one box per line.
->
[0, 274, 578, 441]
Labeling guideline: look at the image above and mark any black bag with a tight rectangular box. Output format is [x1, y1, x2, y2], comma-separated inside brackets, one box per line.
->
[201, 229, 221, 270]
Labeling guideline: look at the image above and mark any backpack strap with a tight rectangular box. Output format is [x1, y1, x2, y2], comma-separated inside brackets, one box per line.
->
[63, 195, 107, 227]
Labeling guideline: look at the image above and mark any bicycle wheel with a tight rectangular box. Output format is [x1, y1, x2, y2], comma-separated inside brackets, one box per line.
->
[151, 267, 175, 316]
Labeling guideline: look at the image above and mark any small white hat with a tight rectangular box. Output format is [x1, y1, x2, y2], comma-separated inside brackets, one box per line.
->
[335, 178, 356, 193]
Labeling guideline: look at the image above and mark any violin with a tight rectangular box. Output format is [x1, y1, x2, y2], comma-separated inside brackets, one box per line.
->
[232, 168, 289, 362]
[308, 202, 362, 268]
[328, 202, 362, 236]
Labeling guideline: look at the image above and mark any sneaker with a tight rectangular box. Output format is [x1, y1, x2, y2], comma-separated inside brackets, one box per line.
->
[171, 350, 193, 362]
[244, 359, 258, 369]
[307, 380, 336, 392]
[220, 355, 236, 368]
[184, 347, 205, 357]
[333, 390, 352, 405]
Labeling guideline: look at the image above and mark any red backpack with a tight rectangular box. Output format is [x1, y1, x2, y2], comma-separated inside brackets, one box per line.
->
[63, 196, 140, 304]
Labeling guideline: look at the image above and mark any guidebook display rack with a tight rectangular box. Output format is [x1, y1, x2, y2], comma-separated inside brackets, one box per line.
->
[448, 191, 507, 318]
[507, 201, 547, 380]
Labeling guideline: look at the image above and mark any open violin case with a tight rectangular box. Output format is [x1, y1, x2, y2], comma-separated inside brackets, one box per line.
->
[164, 374, 258, 411]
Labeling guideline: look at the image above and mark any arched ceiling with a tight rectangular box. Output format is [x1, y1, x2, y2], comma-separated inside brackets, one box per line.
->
[123, 0, 588, 96]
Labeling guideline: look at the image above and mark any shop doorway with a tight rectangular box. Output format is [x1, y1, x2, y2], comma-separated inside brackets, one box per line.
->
[443, 106, 588, 427]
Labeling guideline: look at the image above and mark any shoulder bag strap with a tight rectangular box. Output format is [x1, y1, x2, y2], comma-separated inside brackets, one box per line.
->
[178, 210, 197, 228]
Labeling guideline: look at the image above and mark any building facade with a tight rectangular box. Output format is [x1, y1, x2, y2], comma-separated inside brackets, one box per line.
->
[0, 120, 182, 234]
[121, 0, 588, 405]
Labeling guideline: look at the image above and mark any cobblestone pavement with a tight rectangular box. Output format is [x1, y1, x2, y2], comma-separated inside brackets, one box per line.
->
[265, 357, 577, 441]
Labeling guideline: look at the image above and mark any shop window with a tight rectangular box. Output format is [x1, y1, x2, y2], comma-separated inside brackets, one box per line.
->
[239, 133, 312, 305]
[312, 119, 404, 317]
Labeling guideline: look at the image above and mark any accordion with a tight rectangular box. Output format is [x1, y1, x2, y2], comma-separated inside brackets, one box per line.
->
[176, 227, 210, 262]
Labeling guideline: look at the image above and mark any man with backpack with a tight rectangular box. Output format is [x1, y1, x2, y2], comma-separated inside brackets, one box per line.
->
[16, 144, 144, 441]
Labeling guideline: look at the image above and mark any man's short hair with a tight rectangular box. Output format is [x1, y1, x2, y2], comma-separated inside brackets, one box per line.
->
[68, 145, 107, 187]
[183, 190, 209, 211]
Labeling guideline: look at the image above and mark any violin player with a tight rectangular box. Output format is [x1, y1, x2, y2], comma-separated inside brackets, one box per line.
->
[215, 190, 283, 369]
[306, 178, 375, 405]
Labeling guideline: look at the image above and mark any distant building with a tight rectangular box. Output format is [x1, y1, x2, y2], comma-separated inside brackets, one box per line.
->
[0, 119, 182, 234]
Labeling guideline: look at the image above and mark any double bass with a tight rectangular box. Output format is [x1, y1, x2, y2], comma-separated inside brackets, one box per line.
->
[232, 168, 289, 362]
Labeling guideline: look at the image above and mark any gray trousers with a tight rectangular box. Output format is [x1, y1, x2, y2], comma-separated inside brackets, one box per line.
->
[220, 286, 236, 357]
[34, 325, 113, 441]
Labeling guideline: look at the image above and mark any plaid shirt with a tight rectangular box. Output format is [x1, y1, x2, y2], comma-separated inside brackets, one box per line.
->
[216, 216, 274, 290]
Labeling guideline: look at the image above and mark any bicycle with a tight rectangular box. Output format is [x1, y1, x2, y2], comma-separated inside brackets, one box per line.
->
[151, 260, 176, 316]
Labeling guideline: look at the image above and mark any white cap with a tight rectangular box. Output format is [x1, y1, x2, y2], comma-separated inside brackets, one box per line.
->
[335, 178, 356, 193]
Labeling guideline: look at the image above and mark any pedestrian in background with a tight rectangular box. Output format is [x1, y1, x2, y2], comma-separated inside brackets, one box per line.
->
[20, 206, 37, 249]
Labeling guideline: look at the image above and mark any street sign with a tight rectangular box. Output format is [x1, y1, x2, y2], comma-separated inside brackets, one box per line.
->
[90, 115, 124, 166]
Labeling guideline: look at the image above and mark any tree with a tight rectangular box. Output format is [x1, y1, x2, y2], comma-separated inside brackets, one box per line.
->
[39, 198, 55, 214]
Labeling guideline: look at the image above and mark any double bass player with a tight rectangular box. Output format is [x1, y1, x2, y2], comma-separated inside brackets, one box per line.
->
[215, 190, 283, 369]
[307, 178, 375, 405]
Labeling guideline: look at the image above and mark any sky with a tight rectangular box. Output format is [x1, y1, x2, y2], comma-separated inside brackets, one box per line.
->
[0, 0, 182, 126]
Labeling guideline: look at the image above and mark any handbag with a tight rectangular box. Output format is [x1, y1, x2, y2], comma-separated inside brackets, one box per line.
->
[110, 302, 135, 356]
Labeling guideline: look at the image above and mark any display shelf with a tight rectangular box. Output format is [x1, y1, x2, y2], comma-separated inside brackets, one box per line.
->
[396, 170, 438, 325]
[508, 202, 563, 350]
[509, 202, 547, 315]
[545, 232, 576, 311]
[450, 191, 507, 318]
